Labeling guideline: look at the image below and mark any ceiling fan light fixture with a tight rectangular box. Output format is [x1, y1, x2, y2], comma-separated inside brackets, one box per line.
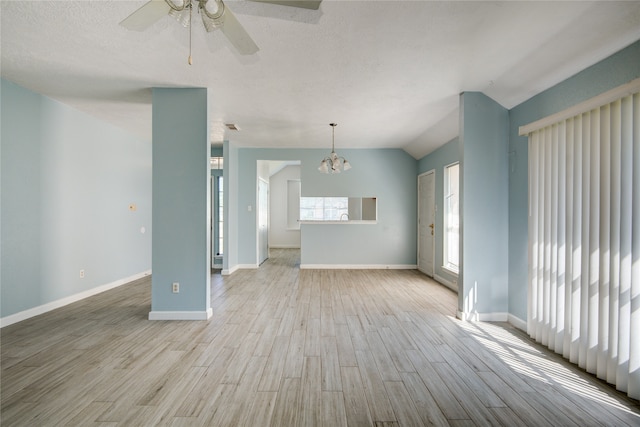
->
[200, 0, 225, 31]
[166, 0, 188, 10]
[169, 7, 191, 27]
[201, 14, 221, 31]
[120, 0, 321, 56]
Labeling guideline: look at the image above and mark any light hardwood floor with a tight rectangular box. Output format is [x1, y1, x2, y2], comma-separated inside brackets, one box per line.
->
[2, 248, 639, 426]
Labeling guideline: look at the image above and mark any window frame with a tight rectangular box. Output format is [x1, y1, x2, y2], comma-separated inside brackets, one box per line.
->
[299, 197, 349, 222]
[443, 162, 459, 275]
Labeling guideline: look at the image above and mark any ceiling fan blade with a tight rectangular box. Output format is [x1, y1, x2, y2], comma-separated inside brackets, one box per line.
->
[250, 0, 321, 10]
[219, 5, 260, 55]
[120, 0, 172, 31]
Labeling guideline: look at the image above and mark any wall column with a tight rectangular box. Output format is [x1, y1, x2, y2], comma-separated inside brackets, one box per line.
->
[459, 92, 509, 320]
[150, 88, 211, 320]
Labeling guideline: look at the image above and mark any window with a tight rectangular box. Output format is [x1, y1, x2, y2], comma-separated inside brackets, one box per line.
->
[300, 197, 348, 221]
[444, 163, 459, 273]
[526, 90, 640, 399]
[216, 176, 224, 256]
[210, 157, 224, 170]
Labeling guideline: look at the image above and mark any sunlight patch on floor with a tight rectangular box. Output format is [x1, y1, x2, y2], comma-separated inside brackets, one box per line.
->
[453, 318, 640, 418]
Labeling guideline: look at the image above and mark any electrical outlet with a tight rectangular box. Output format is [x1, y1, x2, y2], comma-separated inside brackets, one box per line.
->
[172, 282, 179, 293]
[79, 270, 85, 278]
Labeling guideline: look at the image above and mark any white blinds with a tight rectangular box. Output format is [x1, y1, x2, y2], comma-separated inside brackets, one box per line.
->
[527, 92, 640, 399]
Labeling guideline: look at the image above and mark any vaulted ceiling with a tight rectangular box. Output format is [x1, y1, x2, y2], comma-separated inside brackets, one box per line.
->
[2, 1, 639, 158]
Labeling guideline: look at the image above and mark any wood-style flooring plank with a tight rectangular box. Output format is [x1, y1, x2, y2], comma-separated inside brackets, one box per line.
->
[283, 327, 306, 378]
[320, 336, 343, 391]
[355, 349, 397, 423]
[400, 371, 450, 427]
[340, 366, 374, 427]
[384, 380, 424, 426]
[322, 391, 348, 427]
[241, 391, 277, 427]
[365, 330, 403, 381]
[300, 356, 322, 426]
[257, 335, 291, 392]
[335, 323, 358, 367]
[431, 361, 502, 426]
[406, 349, 470, 421]
[270, 377, 301, 426]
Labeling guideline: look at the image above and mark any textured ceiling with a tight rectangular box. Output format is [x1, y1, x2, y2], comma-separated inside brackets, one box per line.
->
[2, 0, 639, 158]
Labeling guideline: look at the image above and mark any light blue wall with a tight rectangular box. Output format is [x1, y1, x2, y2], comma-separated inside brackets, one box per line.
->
[417, 137, 459, 283]
[232, 148, 417, 267]
[460, 92, 509, 316]
[1, 79, 151, 318]
[508, 40, 640, 321]
[211, 146, 223, 157]
[151, 88, 210, 314]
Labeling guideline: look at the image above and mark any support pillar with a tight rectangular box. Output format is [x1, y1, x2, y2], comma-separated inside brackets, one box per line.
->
[149, 88, 211, 320]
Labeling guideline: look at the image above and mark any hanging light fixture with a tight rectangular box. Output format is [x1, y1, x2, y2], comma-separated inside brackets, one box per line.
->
[165, 0, 226, 65]
[318, 123, 351, 174]
[167, 0, 225, 29]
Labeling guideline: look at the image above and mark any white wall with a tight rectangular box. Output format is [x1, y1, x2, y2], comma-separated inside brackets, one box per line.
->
[269, 165, 301, 248]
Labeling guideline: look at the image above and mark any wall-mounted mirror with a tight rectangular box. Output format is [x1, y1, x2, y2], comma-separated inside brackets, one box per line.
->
[348, 197, 377, 220]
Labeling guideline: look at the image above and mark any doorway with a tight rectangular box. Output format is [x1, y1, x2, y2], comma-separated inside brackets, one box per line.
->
[418, 170, 435, 276]
[258, 178, 269, 265]
[211, 175, 224, 269]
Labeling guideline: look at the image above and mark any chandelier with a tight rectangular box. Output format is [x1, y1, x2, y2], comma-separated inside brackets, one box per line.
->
[318, 123, 351, 174]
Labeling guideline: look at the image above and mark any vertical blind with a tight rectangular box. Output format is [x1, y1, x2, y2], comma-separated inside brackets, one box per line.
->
[527, 91, 639, 399]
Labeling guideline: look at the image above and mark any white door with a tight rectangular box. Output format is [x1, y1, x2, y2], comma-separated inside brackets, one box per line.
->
[418, 170, 435, 276]
[258, 178, 269, 265]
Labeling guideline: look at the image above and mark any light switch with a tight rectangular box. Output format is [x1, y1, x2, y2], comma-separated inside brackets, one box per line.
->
[248, 205, 252, 212]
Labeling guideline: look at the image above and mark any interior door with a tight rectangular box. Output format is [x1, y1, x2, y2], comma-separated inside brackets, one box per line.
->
[258, 178, 269, 265]
[418, 170, 435, 276]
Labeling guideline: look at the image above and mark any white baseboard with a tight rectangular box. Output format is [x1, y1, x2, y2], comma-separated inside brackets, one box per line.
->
[299, 264, 418, 270]
[269, 245, 301, 249]
[456, 310, 528, 332]
[478, 312, 509, 322]
[221, 264, 258, 276]
[456, 310, 509, 322]
[221, 266, 237, 276]
[0, 270, 152, 328]
[434, 273, 458, 292]
[508, 313, 527, 332]
[148, 308, 212, 321]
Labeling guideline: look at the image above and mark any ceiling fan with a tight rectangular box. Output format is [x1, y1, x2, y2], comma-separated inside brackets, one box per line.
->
[120, 0, 321, 58]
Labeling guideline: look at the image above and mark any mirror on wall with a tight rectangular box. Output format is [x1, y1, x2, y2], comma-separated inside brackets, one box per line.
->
[348, 197, 377, 220]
